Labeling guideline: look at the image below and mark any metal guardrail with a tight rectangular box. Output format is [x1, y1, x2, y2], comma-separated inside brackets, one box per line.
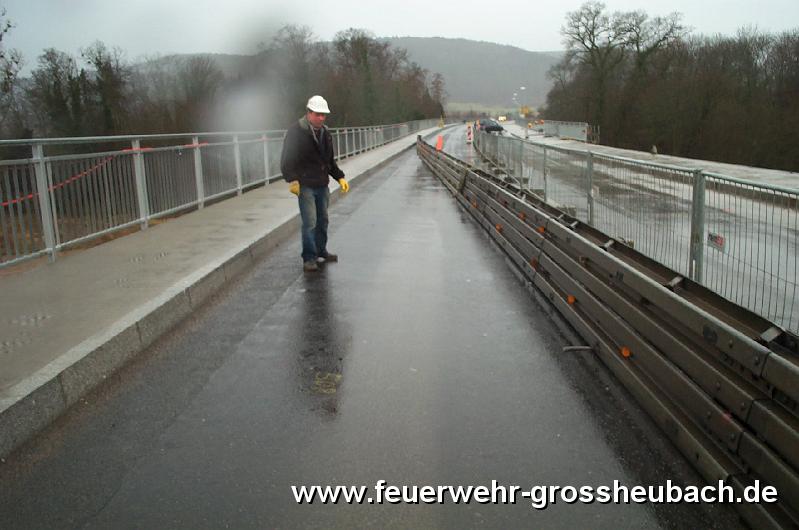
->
[0, 119, 439, 268]
[474, 130, 799, 335]
[417, 136, 799, 529]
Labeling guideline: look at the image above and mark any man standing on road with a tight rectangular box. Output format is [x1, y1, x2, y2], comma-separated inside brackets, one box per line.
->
[280, 95, 349, 272]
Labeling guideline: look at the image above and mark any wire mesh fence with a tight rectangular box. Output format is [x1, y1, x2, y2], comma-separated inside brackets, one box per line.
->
[701, 174, 798, 329]
[591, 154, 695, 275]
[475, 130, 799, 333]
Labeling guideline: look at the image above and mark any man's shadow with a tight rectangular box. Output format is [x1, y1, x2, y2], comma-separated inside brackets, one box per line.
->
[295, 270, 351, 416]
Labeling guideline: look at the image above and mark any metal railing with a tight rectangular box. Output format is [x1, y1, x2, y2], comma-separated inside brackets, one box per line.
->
[0, 119, 439, 268]
[475, 130, 799, 334]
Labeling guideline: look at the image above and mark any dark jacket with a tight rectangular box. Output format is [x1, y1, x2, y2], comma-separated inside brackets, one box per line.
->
[280, 116, 344, 188]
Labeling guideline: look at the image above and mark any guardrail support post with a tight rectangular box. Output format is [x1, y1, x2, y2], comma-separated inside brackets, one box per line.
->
[131, 139, 150, 229]
[335, 131, 341, 160]
[542, 146, 548, 202]
[262, 134, 271, 183]
[233, 135, 243, 195]
[193, 135, 205, 209]
[689, 169, 706, 283]
[345, 129, 350, 158]
[32, 143, 57, 262]
[587, 151, 594, 225]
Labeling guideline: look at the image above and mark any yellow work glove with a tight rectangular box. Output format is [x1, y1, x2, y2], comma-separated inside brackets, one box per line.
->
[338, 178, 349, 193]
[289, 181, 300, 196]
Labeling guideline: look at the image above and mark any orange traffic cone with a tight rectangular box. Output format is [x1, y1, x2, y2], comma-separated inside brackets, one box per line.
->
[436, 135, 444, 151]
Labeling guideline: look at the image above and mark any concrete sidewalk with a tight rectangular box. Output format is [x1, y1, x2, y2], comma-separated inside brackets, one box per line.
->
[0, 127, 442, 459]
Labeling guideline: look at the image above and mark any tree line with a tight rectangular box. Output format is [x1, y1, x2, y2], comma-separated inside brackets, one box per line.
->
[542, 1, 799, 172]
[0, 15, 445, 147]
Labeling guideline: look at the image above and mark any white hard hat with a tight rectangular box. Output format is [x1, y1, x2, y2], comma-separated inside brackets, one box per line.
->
[306, 95, 330, 114]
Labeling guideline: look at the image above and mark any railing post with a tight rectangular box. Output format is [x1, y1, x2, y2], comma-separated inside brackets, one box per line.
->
[505, 137, 512, 174]
[586, 151, 594, 225]
[262, 134, 271, 183]
[335, 130, 341, 160]
[345, 129, 350, 158]
[132, 139, 150, 229]
[689, 169, 706, 283]
[542, 146, 548, 202]
[32, 143, 57, 262]
[193, 135, 205, 209]
[233, 135, 243, 195]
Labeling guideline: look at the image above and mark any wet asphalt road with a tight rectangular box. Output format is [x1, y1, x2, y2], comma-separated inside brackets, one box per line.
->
[0, 147, 742, 529]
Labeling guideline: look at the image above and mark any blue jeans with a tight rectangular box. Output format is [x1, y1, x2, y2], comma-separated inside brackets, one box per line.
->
[298, 185, 329, 262]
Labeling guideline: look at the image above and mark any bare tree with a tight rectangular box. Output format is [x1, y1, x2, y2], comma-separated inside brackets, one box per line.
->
[430, 72, 447, 108]
[0, 8, 19, 87]
[81, 41, 130, 134]
[268, 25, 322, 125]
[561, 1, 631, 128]
[28, 49, 89, 137]
[0, 6, 25, 137]
[176, 56, 223, 131]
[621, 11, 686, 74]
[546, 13, 799, 172]
[612, 10, 686, 141]
[127, 55, 181, 132]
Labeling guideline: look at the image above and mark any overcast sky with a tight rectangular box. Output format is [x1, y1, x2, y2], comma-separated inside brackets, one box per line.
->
[4, 0, 798, 73]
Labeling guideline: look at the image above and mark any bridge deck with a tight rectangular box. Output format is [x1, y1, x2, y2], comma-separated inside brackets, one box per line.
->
[0, 130, 434, 455]
[0, 133, 740, 528]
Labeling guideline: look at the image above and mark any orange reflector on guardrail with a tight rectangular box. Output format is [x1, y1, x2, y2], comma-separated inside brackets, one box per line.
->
[537, 226, 546, 234]
[495, 223, 503, 233]
[621, 347, 631, 358]
[567, 295, 576, 305]
[518, 212, 525, 221]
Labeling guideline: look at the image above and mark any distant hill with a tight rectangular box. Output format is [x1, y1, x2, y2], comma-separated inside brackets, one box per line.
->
[382, 37, 563, 109]
[138, 37, 563, 111]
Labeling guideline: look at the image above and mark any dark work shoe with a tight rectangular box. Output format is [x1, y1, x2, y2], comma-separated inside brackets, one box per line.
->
[317, 252, 338, 263]
[303, 260, 319, 272]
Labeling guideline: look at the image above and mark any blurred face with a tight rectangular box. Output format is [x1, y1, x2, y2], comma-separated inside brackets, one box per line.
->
[307, 111, 327, 129]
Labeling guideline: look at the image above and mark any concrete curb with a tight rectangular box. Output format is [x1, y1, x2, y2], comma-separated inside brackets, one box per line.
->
[0, 132, 434, 461]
